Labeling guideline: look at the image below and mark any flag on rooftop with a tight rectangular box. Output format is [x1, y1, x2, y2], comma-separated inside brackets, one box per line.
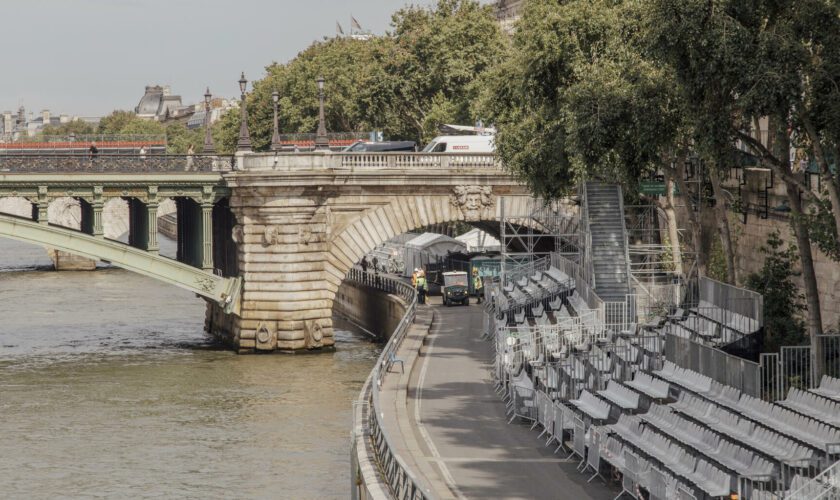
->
[351, 16, 362, 31]
[336, 21, 344, 36]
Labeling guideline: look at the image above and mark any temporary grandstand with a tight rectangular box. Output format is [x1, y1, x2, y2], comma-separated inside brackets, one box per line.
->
[485, 183, 840, 499]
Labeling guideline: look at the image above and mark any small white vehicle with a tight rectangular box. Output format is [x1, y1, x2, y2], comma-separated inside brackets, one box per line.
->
[422, 134, 495, 153]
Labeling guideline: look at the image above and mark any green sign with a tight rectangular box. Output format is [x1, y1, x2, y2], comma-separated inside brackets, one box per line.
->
[640, 181, 666, 195]
[639, 180, 679, 196]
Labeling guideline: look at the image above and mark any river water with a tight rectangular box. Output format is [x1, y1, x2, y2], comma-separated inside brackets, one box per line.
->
[0, 237, 379, 499]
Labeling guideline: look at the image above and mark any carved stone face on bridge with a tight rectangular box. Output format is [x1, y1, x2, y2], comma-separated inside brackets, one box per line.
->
[451, 185, 494, 221]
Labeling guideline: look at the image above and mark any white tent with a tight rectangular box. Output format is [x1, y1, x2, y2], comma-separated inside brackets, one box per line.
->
[454, 228, 501, 253]
[402, 232, 467, 277]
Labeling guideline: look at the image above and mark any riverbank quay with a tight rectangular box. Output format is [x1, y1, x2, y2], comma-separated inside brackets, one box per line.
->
[350, 266, 619, 499]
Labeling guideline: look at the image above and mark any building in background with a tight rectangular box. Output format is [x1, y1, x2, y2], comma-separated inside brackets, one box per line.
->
[135, 84, 236, 129]
[495, 0, 524, 33]
[135, 85, 183, 121]
[0, 106, 97, 141]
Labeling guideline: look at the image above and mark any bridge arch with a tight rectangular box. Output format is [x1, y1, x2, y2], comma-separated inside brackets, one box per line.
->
[326, 193, 542, 285]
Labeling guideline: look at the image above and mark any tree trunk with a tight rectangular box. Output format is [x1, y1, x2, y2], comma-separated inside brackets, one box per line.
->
[802, 116, 840, 243]
[709, 167, 737, 284]
[787, 180, 826, 378]
[660, 169, 684, 277]
[675, 155, 704, 276]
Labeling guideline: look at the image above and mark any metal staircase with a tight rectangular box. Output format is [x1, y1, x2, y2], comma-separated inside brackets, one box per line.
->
[583, 182, 631, 302]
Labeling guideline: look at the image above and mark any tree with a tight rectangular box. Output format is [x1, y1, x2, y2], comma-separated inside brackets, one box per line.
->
[479, 0, 683, 196]
[745, 230, 807, 353]
[215, 36, 387, 152]
[97, 111, 142, 135]
[478, 0, 707, 277]
[40, 120, 96, 136]
[382, 0, 508, 143]
[645, 0, 831, 367]
[215, 0, 507, 151]
[165, 123, 204, 154]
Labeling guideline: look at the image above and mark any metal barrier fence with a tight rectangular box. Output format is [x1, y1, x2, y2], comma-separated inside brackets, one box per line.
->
[347, 269, 431, 500]
[760, 335, 840, 402]
[668, 331, 840, 403]
[697, 276, 764, 328]
[665, 332, 762, 398]
[501, 254, 551, 286]
[0, 153, 233, 173]
[498, 311, 607, 364]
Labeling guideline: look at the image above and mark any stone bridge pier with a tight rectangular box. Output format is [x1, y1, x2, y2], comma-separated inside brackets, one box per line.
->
[207, 152, 534, 353]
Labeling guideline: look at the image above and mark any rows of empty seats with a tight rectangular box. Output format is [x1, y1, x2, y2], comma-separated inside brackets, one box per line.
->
[654, 362, 840, 461]
[653, 300, 761, 348]
[489, 258, 840, 498]
[500, 345, 840, 499]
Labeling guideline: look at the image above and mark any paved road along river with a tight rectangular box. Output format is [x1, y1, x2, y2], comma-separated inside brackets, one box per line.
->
[0, 237, 379, 499]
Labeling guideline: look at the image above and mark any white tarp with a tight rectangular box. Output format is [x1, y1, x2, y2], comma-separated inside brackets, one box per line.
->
[455, 228, 501, 253]
[403, 232, 467, 277]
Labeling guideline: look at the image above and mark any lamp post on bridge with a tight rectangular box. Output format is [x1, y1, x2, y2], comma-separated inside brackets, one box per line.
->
[270, 90, 282, 152]
[314, 76, 329, 151]
[202, 87, 215, 154]
[236, 72, 252, 152]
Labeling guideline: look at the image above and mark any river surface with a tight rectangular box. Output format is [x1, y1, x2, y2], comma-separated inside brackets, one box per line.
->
[0, 237, 379, 499]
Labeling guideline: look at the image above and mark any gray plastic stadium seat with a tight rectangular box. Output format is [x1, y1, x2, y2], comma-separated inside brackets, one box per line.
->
[627, 372, 670, 400]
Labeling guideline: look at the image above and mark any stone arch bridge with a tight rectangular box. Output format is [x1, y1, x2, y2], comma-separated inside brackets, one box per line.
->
[0, 152, 536, 352]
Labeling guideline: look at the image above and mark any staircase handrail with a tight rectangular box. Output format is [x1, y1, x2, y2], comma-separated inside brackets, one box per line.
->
[616, 184, 632, 297]
[788, 459, 840, 500]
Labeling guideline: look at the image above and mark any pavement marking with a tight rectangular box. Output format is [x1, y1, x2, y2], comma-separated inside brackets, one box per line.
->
[427, 457, 578, 464]
[414, 310, 467, 500]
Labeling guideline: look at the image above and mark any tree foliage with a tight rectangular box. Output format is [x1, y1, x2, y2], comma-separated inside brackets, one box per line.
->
[478, 0, 682, 199]
[40, 120, 96, 136]
[745, 231, 807, 352]
[95, 110, 204, 153]
[215, 0, 506, 152]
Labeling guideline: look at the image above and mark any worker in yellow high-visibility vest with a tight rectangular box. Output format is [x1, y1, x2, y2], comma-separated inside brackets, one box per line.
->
[473, 268, 483, 304]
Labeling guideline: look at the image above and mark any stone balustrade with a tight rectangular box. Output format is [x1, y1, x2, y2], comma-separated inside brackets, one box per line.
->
[238, 151, 501, 171]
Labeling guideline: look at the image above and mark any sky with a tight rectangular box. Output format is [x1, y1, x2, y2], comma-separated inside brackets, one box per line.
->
[1, 0, 478, 117]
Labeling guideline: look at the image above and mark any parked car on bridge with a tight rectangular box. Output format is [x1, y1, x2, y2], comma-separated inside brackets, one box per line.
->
[342, 141, 416, 152]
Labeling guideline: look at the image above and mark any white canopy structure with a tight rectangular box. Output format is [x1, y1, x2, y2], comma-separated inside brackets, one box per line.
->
[402, 232, 467, 277]
[455, 228, 501, 253]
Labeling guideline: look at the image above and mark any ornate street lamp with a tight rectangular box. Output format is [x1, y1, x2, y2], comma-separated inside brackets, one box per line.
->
[314, 76, 329, 151]
[236, 72, 252, 152]
[202, 87, 215, 154]
[270, 90, 282, 152]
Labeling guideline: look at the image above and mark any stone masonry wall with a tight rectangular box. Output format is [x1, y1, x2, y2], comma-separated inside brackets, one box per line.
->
[693, 170, 840, 330]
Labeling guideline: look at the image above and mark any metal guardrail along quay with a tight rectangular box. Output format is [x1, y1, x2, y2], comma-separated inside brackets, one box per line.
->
[349, 268, 617, 500]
